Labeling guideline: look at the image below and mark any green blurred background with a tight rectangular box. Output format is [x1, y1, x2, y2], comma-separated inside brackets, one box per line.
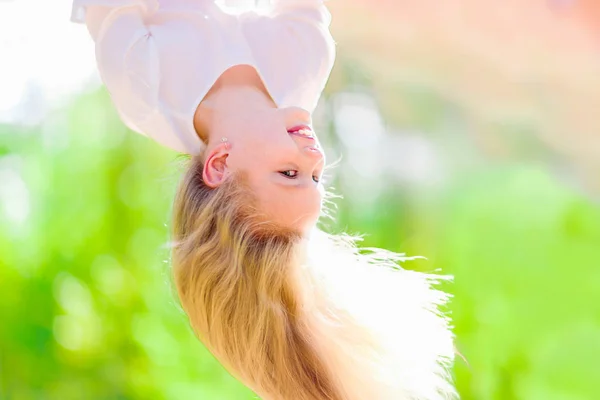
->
[1, 0, 600, 399]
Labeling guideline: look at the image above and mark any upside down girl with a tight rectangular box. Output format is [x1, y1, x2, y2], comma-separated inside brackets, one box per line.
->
[72, 1, 457, 398]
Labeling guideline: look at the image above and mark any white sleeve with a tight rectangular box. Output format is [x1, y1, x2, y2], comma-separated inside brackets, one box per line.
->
[271, 0, 331, 25]
[71, 1, 159, 37]
[71, 0, 220, 154]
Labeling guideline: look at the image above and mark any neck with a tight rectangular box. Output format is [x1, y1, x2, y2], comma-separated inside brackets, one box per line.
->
[194, 67, 276, 143]
[205, 84, 274, 113]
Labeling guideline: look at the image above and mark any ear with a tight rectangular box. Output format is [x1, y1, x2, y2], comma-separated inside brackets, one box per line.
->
[202, 142, 230, 188]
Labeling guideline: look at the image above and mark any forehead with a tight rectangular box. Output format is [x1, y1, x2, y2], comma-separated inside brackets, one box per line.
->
[251, 179, 323, 232]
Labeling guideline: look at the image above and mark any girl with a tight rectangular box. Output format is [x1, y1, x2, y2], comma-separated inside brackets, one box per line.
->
[72, 1, 457, 398]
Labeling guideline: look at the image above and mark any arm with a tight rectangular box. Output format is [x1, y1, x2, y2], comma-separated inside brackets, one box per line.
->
[71, 0, 162, 141]
[71, 0, 221, 154]
[71, 0, 159, 38]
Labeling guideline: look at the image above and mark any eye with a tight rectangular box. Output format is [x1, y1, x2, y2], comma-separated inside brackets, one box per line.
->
[312, 175, 320, 183]
[280, 170, 298, 179]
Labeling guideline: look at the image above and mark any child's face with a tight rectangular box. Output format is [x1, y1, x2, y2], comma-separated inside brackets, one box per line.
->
[200, 104, 326, 234]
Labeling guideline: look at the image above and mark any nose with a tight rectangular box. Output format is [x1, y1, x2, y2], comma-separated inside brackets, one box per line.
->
[303, 146, 325, 177]
[288, 130, 324, 161]
[303, 145, 324, 160]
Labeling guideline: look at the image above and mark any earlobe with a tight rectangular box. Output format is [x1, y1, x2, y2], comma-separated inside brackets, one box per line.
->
[202, 143, 230, 188]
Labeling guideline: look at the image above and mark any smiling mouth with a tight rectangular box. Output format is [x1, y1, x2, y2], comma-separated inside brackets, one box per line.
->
[287, 125, 315, 140]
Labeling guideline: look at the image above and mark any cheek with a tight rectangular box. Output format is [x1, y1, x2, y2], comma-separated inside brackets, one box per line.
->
[236, 132, 285, 158]
[227, 148, 259, 172]
[232, 141, 294, 174]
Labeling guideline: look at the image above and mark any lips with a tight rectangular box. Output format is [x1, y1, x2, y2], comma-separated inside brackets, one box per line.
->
[287, 125, 315, 139]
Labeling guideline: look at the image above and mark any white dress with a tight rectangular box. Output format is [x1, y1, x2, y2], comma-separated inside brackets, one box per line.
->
[71, 0, 336, 154]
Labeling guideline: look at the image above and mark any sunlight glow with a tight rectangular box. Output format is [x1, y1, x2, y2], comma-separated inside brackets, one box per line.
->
[0, 0, 99, 125]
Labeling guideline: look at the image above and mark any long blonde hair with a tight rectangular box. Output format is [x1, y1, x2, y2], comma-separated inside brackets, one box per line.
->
[171, 156, 457, 400]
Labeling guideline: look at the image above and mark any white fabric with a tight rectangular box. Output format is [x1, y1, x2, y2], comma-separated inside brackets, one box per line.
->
[71, 0, 336, 154]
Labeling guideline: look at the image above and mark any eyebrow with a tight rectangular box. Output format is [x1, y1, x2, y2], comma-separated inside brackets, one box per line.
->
[271, 173, 318, 190]
[274, 179, 322, 196]
[275, 181, 303, 190]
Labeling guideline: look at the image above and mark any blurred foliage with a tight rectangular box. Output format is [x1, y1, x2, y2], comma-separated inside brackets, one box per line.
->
[1, 86, 599, 400]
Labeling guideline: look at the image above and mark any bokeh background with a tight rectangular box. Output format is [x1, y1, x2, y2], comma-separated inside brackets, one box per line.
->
[1, 0, 600, 399]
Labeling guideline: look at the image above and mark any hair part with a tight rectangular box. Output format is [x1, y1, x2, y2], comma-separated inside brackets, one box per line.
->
[171, 156, 457, 400]
[171, 155, 344, 400]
